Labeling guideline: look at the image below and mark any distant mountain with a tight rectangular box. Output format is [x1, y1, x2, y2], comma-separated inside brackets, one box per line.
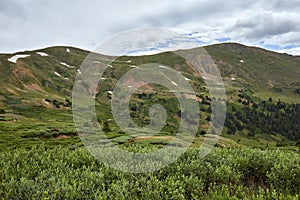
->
[0, 43, 299, 145]
[205, 43, 300, 102]
[0, 46, 89, 109]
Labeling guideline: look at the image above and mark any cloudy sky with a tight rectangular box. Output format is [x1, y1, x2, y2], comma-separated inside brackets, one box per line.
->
[1, 0, 300, 55]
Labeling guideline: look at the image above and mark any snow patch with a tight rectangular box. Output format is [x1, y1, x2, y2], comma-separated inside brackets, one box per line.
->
[54, 72, 62, 77]
[93, 61, 113, 68]
[126, 60, 132, 63]
[100, 78, 106, 80]
[16, 88, 27, 93]
[231, 77, 236, 81]
[66, 48, 71, 53]
[171, 81, 178, 86]
[184, 77, 191, 81]
[8, 54, 30, 63]
[54, 71, 69, 80]
[60, 62, 75, 68]
[159, 65, 171, 70]
[240, 59, 244, 63]
[36, 52, 48, 56]
[202, 76, 207, 80]
[77, 69, 81, 74]
[107, 91, 113, 94]
[130, 65, 139, 68]
[128, 85, 133, 88]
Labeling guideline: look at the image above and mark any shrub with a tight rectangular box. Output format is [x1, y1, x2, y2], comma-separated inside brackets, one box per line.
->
[0, 146, 299, 199]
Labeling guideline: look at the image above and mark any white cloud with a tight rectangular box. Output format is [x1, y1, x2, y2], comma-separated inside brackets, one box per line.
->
[276, 47, 300, 56]
[0, 0, 299, 55]
[230, 11, 300, 40]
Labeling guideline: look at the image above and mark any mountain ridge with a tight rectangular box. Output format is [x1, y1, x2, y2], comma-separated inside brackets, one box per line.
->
[1, 42, 299, 110]
[0, 42, 299, 148]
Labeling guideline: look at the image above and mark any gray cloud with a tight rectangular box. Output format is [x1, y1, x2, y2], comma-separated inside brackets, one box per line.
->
[272, 0, 300, 11]
[139, 0, 258, 27]
[230, 11, 300, 40]
[0, 0, 25, 19]
[0, 0, 299, 55]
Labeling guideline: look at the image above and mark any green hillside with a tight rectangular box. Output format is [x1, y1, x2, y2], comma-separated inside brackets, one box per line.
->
[0, 43, 299, 199]
[0, 43, 299, 149]
[205, 43, 300, 103]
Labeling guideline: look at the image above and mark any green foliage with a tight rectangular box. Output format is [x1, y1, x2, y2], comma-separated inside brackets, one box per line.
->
[0, 146, 299, 199]
[225, 98, 300, 141]
[102, 121, 111, 132]
[0, 42, 300, 199]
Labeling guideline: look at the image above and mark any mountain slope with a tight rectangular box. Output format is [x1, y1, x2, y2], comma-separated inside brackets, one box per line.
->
[205, 43, 300, 102]
[1, 43, 300, 108]
[0, 46, 88, 109]
[0, 43, 299, 148]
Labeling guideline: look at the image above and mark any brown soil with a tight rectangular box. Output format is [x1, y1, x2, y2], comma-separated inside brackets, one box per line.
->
[24, 84, 47, 93]
[56, 135, 71, 139]
[135, 136, 173, 141]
